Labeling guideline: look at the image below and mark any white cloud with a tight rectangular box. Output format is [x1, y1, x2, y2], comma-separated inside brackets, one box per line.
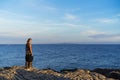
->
[81, 30, 106, 36]
[64, 14, 79, 20]
[0, 9, 38, 31]
[0, 10, 84, 31]
[44, 6, 57, 11]
[0, 31, 26, 37]
[0, 9, 35, 20]
[116, 14, 120, 17]
[35, 23, 88, 29]
[94, 18, 119, 24]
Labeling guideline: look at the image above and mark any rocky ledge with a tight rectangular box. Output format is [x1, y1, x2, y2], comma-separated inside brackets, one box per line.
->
[0, 66, 120, 80]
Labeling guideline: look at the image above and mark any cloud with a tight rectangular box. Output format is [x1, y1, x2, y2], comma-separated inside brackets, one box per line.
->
[0, 35, 27, 44]
[0, 10, 39, 31]
[0, 10, 84, 32]
[0, 31, 29, 44]
[79, 30, 120, 42]
[88, 32, 120, 42]
[116, 14, 120, 17]
[81, 30, 106, 36]
[94, 18, 119, 24]
[0, 31, 29, 38]
[44, 6, 57, 11]
[89, 33, 120, 39]
[0, 0, 120, 44]
[64, 8, 81, 12]
[0, 9, 35, 19]
[64, 14, 79, 20]
[20, 0, 57, 12]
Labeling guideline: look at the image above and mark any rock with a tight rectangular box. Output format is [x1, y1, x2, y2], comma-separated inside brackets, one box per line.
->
[3, 67, 11, 70]
[0, 66, 119, 80]
[93, 68, 120, 79]
[60, 68, 78, 73]
[109, 71, 120, 79]
[91, 72, 106, 80]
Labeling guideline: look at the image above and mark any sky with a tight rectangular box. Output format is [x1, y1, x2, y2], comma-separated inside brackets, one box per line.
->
[0, 0, 120, 44]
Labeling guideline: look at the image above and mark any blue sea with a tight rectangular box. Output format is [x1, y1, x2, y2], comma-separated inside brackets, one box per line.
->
[0, 44, 120, 71]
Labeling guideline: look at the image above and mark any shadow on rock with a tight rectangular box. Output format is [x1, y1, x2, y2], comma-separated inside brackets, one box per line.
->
[0, 66, 70, 80]
[0, 76, 8, 80]
[15, 69, 70, 80]
[93, 68, 120, 79]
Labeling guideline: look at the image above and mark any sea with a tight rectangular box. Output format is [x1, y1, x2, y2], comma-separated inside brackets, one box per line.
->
[0, 44, 120, 71]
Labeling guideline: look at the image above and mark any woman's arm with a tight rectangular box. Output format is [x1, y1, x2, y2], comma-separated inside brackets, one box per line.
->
[29, 44, 32, 54]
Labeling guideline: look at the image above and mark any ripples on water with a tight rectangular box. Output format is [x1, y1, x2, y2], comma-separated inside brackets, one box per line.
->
[0, 44, 120, 71]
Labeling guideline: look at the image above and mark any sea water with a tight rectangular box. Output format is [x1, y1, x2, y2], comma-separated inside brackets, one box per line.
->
[0, 44, 120, 71]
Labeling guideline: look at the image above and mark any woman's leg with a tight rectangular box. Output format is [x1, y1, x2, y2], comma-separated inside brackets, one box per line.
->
[28, 62, 32, 69]
[30, 62, 32, 68]
[25, 61, 29, 69]
[29, 56, 33, 69]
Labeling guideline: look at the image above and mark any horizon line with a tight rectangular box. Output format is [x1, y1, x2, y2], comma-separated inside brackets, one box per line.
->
[0, 43, 120, 45]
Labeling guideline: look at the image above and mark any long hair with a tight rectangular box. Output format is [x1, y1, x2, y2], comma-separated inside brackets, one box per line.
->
[27, 38, 32, 43]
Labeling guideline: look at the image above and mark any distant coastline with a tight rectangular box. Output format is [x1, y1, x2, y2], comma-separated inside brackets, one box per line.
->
[0, 43, 120, 45]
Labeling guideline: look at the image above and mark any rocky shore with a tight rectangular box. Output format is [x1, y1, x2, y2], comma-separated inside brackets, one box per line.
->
[0, 66, 120, 80]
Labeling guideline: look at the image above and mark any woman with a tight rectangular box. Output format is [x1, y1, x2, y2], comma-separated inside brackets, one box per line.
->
[25, 38, 33, 69]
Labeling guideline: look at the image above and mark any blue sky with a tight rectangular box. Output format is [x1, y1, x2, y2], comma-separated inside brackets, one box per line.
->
[0, 0, 120, 44]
